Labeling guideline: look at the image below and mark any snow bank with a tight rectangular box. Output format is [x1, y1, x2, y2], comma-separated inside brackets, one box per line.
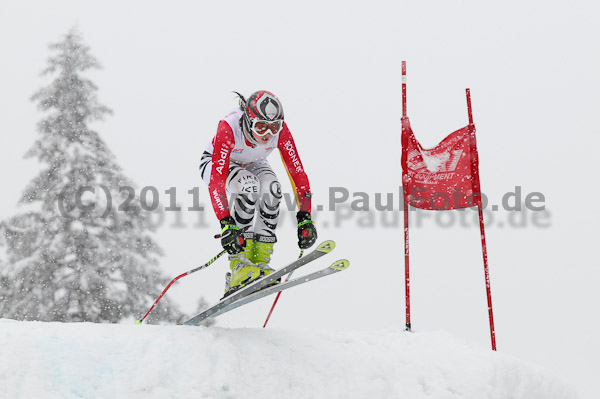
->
[0, 319, 578, 399]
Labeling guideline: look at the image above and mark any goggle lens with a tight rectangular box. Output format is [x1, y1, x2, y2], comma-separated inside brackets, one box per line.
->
[252, 120, 283, 136]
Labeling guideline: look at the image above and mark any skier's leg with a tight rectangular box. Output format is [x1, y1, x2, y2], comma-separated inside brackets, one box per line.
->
[246, 160, 281, 273]
[226, 164, 260, 233]
[247, 160, 281, 239]
[223, 164, 265, 294]
[199, 158, 275, 294]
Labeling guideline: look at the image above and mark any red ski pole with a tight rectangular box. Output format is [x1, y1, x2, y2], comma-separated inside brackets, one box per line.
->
[137, 249, 226, 324]
[262, 250, 304, 328]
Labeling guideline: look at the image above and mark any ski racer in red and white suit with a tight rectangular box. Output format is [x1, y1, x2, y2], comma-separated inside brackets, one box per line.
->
[199, 90, 317, 293]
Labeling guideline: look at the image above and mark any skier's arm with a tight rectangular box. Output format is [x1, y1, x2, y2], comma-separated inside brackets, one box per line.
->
[277, 124, 312, 213]
[278, 124, 316, 249]
[208, 121, 235, 220]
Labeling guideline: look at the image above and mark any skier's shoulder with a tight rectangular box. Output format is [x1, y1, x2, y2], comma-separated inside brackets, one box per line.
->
[214, 110, 241, 139]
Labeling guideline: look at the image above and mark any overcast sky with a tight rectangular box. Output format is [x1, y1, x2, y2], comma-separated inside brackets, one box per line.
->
[1, 1, 599, 398]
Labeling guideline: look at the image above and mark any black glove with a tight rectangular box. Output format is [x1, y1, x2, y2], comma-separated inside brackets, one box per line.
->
[219, 216, 245, 254]
[296, 211, 317, 249]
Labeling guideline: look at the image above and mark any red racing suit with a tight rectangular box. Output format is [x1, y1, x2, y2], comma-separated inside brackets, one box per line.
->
[203, 110, 311, 220]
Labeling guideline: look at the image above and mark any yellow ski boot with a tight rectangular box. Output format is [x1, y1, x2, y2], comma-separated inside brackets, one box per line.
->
[252, 238, 279, 285]
[225, 238, 262, 296]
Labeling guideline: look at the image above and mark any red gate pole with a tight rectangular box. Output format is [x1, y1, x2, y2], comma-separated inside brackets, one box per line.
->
[404, 188, 411, 332]
[466, 89, 497, 350]
[478, 202, 496, 350]
[402, 61, 411, 331]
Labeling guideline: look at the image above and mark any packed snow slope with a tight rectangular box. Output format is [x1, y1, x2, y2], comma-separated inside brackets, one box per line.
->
[0, 319, 577, 399]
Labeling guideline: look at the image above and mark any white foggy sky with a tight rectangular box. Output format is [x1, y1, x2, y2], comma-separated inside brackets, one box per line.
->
[1, 1, 599, 398]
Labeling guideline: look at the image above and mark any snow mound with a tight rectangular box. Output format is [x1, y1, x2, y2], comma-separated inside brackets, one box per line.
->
[0, 319, 578, 399]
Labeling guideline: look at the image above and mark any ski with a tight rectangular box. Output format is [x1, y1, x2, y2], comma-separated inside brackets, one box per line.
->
[207, 259, 350, 321]
[183, 240, 336, 325]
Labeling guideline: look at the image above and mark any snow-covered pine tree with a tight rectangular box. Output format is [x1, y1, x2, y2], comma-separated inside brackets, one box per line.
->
[194, 297, 216, 327]
[0, 28, 183, 324]
[0, 235, 7, 312]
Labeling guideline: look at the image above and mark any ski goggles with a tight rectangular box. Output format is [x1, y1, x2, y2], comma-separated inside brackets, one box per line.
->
[250, 119, 284, 136]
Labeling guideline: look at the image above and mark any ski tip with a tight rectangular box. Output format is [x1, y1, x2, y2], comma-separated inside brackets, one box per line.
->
[330, 259, 350, 271]
[135, 320, 142, 325]
[316, 240, 336, 253]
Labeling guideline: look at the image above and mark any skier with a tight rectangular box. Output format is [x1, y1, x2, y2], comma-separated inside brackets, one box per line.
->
[199, 90, 317, 295]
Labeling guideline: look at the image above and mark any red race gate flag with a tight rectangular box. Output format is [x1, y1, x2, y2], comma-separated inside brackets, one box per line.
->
[402, 122, 481, 211]
[400, 61, 496, 350]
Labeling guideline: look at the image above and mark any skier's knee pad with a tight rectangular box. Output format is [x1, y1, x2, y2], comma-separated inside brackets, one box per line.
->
[258, 179, 282, 210]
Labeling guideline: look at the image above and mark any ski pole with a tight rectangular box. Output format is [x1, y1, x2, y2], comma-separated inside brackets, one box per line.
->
[137, 249, 226, 324]
[262, 249, 304, 328]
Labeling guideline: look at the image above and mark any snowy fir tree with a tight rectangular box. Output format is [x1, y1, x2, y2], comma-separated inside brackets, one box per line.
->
[194, 297, 216, 327]
[0, 236, 7, 307]
[0, 28, 183, 324]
